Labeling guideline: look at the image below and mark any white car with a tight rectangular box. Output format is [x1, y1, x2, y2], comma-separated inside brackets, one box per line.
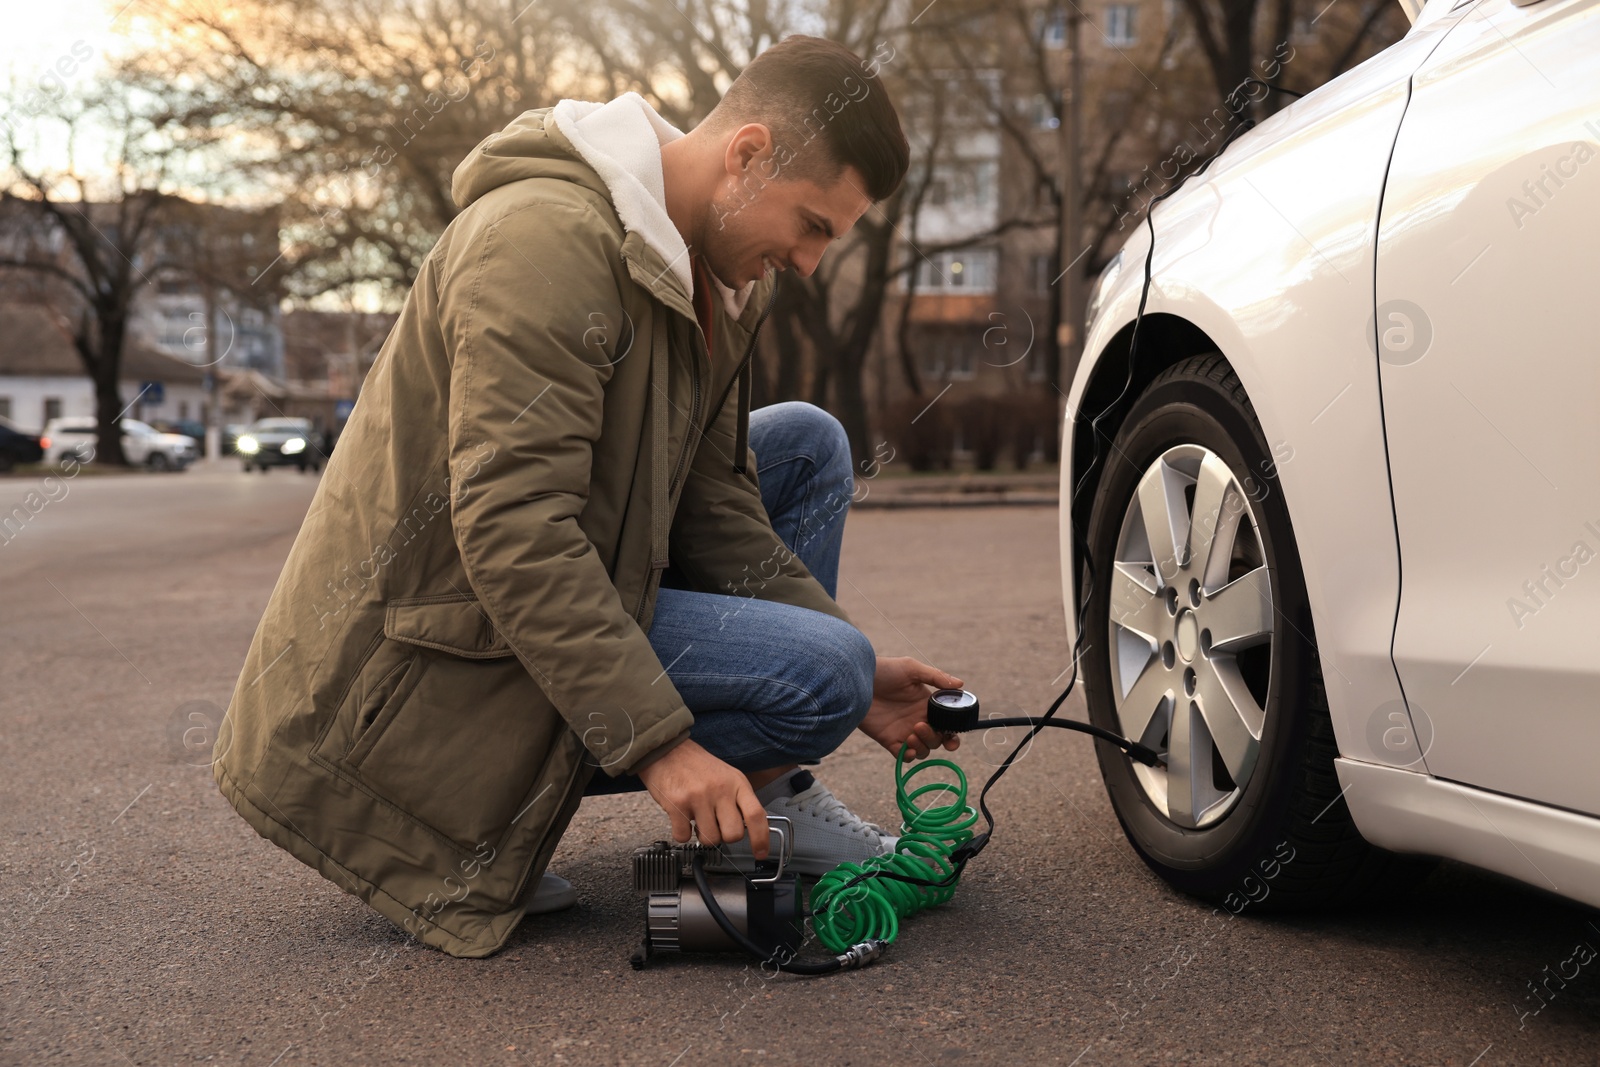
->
[42, 417, 198, 471]
[1061, 0, 1597, 909]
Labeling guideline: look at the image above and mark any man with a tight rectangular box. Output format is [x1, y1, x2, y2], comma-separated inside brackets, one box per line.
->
[215, 35, 962, 959]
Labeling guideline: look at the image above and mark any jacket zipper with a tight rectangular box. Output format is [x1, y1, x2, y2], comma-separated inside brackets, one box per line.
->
[632, 319, 701, 626]
[701, 278, 781, 442]
[632, 279, 779, 625]
[667, 328, 702, 502]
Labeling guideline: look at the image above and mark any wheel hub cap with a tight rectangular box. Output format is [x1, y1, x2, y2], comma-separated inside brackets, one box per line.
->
[1175, 610, 1199, 662]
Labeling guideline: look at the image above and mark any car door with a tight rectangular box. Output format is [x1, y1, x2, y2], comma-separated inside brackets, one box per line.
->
[1374, 0, 1600, 814]
[121, 421, 152, 464]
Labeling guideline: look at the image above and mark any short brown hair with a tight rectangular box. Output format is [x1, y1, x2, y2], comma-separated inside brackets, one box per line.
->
[705, 35, 909, 202]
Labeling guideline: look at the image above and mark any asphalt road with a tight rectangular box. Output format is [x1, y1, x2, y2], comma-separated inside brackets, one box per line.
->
[2, 461, 1596, 1066]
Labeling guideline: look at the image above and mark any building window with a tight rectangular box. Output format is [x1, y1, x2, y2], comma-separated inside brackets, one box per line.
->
[0, 396, 10, 420]
[1030, 253, 1055, 294]
[1037, 8, 1068, 47]
[1028, 93, 1060, 130]
[161, 310, 200, 350]
[1025, 340, 1048, 381]
[43, 397, 62, 423]
[1030, 174, 1054, 212]
[944, 72, 1001, 125]
[914, 249, 998, 294]
[1105, 3, 1137, 45]
[939, 161, 999, 211]
[917, 327, 980, 380]
[178, 400, 189, 419]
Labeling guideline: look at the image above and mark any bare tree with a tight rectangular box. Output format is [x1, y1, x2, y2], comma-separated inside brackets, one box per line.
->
[2, 90, 186, 465]
[1182, 0, 1407, 111]
[118, 0, 577, 304]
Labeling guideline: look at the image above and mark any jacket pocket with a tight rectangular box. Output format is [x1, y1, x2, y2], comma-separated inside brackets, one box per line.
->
[345, 594, 569, 858]
[383, 594, 514, 659]
[344, 652, 425, 768]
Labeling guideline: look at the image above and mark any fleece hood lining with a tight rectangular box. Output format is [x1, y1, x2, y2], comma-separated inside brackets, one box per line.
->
[549, 92, 756, 321]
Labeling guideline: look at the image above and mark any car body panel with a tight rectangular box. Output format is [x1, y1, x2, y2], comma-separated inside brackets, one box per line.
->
[1374, 0, 1600, 816]
[1061, 19, 1463, 772]
[1339, 758, 1600, 908]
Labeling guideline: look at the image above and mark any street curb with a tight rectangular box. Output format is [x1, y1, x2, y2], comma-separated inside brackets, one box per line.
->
[853, 493, 1058, 509]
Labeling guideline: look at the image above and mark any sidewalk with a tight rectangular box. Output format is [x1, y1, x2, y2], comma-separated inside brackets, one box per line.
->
[853, 468, 1059, 508]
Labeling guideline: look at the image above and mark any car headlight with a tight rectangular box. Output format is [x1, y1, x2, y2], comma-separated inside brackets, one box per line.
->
[281, 437, 306, 455]
[237, 435, 259, 454]
[1085, 250, 1124, 336]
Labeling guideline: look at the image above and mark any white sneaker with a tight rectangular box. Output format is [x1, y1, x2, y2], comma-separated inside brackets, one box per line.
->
[521, 871, 578, 914]
[706, 770, 897, 877]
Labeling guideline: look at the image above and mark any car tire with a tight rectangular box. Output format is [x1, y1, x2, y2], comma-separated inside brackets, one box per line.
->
[147, 453, 170, 472]
[1083, 353, 1423, 908]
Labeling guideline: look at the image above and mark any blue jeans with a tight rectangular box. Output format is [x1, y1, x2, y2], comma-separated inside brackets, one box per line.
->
[583, 402, 874, 796]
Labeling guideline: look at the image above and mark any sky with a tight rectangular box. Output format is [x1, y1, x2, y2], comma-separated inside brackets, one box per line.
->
[2, 0, 135, 98]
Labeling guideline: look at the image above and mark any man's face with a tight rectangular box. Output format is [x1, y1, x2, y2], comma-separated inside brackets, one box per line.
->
[701, 130, 875, 289]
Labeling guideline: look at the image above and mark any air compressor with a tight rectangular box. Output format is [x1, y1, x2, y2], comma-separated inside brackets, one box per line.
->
[628, 687, 1162, 975]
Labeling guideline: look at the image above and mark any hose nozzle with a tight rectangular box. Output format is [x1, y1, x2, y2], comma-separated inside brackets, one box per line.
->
[836, 940, 890, 970]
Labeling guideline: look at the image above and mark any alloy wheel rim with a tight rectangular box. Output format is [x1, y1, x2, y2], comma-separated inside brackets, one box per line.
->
[1106, 443, 1276, 829]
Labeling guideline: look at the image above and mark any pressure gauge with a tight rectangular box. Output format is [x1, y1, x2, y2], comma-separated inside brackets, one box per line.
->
[927, 688, 980, 733]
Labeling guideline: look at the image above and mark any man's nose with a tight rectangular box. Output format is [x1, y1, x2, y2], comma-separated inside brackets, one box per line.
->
[789, 243, 824, 278]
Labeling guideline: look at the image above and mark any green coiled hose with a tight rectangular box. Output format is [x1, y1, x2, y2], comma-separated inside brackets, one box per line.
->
[808, 745, 979, 953]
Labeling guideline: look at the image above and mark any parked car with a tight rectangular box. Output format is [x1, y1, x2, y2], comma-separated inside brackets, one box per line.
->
[154, 419, 208, 451]
[154, 418, 247, 456]
[41, 417, 198, 470]
[236, 417, 324, 473]
[0, 416, 44, 472]
[1060, 0, 1598, 912]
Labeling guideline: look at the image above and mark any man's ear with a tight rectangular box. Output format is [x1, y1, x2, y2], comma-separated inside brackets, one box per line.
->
[724, 122, 774, 176]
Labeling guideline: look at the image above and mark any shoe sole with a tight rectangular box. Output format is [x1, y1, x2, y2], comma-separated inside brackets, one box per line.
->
[522, 886, 578, 914]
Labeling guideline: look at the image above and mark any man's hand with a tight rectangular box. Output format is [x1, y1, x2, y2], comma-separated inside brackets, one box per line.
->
[858, 656, 965, 761]
[635, 739, 770, 859]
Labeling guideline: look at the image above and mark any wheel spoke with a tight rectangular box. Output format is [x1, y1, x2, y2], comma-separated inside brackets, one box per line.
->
[1117, 660, 1173, 749]
[1165, 699, 1205, 828]
[1203, 565, 1274, 652]
[1109, 562, 1163, 640]
[1192, 658, 1262, 785]
[1187, 453, 1237, 584]
[1137, 459, 1190, 584]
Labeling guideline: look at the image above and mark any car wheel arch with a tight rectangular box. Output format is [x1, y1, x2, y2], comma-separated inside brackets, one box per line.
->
[1068, 313, 1229, 608]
